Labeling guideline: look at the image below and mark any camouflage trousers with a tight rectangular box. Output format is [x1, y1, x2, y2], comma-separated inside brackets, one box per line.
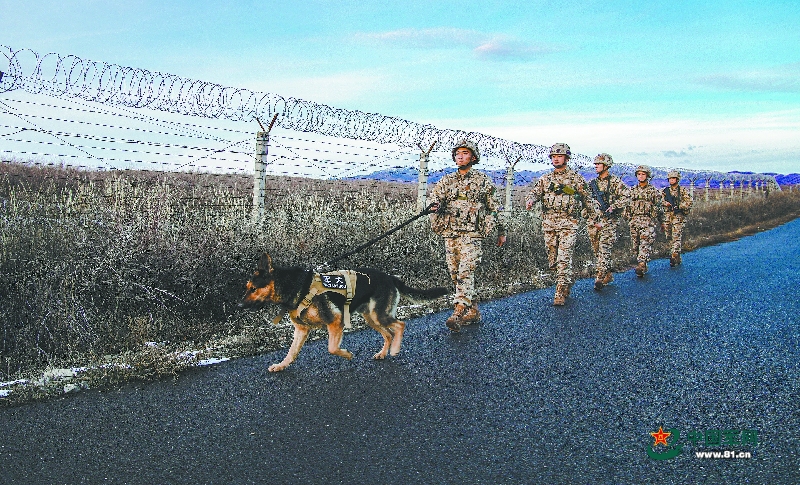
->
[664, 212, 686, 254]
[587, 217, 620, 276]
[629, 215, 657, 263]
[444, 235, 483, 306]
[542, 213, 579, 287]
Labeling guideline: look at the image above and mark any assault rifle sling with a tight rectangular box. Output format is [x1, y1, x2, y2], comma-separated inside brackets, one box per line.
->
[663, 187, 683, 214]
[589, 179, 611, 214]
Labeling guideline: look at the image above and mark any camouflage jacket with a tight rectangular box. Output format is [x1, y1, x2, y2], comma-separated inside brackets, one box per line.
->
[428, 169, 506, 238]
[662, 185, 693, 215]
[587, 175, 630, 223]
[626, 183, 664, 221]
[527, 167, 600, 220]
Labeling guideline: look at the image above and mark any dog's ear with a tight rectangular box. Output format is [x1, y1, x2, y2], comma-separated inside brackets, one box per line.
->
[258, 253, 273, 273]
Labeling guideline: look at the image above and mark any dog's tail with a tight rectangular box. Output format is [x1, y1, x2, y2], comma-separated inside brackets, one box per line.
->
[393, 277, 449, 301]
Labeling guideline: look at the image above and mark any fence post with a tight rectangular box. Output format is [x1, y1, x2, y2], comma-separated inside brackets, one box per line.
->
[253, 114, 278, 223]
[504, 156, 521, 217]
[416, 141, 437, 211]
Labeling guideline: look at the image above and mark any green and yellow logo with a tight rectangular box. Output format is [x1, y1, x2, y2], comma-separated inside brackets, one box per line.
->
[647, 427, 683, 460]
[646, 427, 759, 460]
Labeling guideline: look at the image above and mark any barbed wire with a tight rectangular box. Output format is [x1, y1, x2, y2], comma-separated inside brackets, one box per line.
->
[0, 44, 785, 188]
[0, 44, 578, 167]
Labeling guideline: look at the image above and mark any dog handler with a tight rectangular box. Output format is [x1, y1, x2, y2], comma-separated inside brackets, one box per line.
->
[428, 139, 506, 332]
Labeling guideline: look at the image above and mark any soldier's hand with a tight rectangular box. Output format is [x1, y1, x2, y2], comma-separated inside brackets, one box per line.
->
[594, 222, 604, 229]
[497, 235, 506, 247]
[525, 200, 534, 210]
[429, 202, 440, 213]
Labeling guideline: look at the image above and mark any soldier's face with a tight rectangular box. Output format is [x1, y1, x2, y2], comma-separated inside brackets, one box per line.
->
[594, 162, 606, 174]
[669, 177, 678, 186]
[454, 148, 475, 168]
[636, 172, 648, 183]
[550, 154, 567, 168]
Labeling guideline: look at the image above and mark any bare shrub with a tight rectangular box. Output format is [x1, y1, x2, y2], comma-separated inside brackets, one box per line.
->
[1, 159, 799, 381]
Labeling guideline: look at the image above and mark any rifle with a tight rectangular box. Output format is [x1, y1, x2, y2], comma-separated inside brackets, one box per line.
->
[589, 179, 611, 213]
[663, 187, 683, 214]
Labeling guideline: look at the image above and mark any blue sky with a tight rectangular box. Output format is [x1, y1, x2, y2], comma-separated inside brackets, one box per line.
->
[2, 0, 799, 173]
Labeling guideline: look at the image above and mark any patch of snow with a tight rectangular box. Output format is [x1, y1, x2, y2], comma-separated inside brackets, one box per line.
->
[197, 357, 230, 366]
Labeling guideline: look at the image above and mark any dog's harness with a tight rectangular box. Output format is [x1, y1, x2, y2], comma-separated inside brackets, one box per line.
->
[272, 270, 362, 329]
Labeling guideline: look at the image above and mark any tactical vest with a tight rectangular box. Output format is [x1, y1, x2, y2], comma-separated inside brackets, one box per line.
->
[272, 270, 361, 328]
[663, 186, 687, 215]
[630, 186, 656, 218]
[542, 180, 581, 215]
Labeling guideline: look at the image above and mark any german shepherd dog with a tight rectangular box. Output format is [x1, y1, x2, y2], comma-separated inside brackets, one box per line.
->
[239, 253, 449, 372]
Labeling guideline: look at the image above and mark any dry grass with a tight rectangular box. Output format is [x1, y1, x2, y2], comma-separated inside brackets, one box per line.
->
[1, 159, 798, 406]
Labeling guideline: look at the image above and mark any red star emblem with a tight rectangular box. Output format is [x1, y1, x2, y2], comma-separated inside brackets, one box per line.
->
[651, 427, 671, 447]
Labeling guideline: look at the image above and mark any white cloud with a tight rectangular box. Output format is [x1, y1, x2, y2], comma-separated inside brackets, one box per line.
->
[354, 27, 477, 48]
[436, 110, 800, 173]
[696, 63, 800, 93]
[354, 28, 563, 60]
[251, 70, 392, 106]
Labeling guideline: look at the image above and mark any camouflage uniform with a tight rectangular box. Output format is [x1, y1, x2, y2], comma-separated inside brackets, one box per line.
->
[527, 167, 599, 298]
[587, 174, 630, 281]
[663, 174, 693, 265]
[429, 169, 504, 308]
[430, 140, 506, 331]
[627, 178, 664, 273]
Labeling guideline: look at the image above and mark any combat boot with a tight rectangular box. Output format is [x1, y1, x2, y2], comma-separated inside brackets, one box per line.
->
[446, 303, 466, 332]
[553, 285, 566, 306]
[460, 304, 481, 325]
[670, 253, 679, 267]
[635, 262, 647, 277]
[675, 253, 682, 265]
[594, 276, 604, 291]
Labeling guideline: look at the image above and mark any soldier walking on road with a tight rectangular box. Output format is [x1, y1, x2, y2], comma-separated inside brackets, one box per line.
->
[526, 143, 600, 306]
[662, 170, 693, 267]
[428, 140, 507, 332]
[587, 153, 630, 290]
[626, 165, 664, 277]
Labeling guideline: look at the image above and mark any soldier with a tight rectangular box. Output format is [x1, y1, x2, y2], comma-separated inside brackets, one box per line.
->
[662, 170, 693, 267]
[586, 153, 630, 290]
[526, 143, 600, 305]
[428, 140, 506, 332]
[626, 165, 664, 277]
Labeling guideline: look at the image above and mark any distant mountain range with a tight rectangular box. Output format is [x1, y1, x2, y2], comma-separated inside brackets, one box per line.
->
[345, 165, 798, 188]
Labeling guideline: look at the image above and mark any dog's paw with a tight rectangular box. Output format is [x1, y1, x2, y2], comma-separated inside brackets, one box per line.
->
[342, 350, 353, 360]
[373, 351, 387, 360]
[268, 363, 287, 372]
[389, 349, 401, 357]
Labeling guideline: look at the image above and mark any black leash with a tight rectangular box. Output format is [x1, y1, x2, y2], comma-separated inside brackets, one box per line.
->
[316, 203, 437, 271]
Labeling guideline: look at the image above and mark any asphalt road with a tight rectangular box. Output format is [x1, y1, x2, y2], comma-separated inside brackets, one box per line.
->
[2, 219, 799, 485]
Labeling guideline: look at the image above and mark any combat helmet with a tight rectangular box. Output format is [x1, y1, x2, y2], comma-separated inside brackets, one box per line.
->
[593, 153, 613, 168]
[635, 165, 652, 178]
[451, 139, 480, 164]
[549, 143, 571, 159]
[667, 170, 681, 181]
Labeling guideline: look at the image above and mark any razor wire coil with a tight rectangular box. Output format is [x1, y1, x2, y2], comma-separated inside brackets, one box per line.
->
[0, 45, 563, 165]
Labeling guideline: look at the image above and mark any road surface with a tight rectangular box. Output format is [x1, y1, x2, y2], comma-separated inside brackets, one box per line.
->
[2, 219, 798, 484]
